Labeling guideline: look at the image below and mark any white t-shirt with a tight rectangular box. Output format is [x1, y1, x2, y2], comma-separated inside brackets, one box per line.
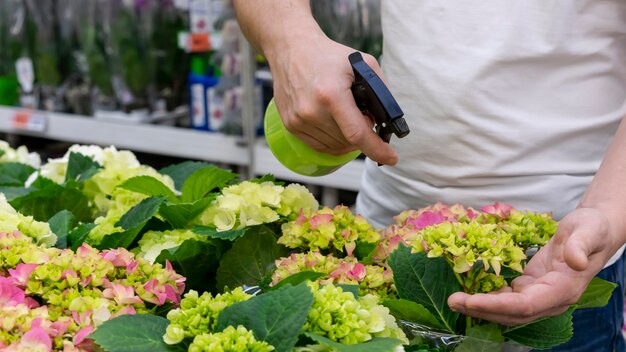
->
[356, 1, 626, 265]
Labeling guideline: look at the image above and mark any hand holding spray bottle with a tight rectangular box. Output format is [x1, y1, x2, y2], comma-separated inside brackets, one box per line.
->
[264, 52, 410, 176]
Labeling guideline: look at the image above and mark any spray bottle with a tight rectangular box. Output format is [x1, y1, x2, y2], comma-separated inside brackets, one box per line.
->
[264, 52, 410, 176]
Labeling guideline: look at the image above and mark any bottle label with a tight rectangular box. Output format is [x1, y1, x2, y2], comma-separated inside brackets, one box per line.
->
[190, 83, 207, 128]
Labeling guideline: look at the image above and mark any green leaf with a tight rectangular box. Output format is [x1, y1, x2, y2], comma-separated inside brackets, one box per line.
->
[160, 161, 216, 191]
[98, 197, 165, 249]
[336, 284, 359, 299]
[160, 197, 214, 229]
[215, 225, 288, 291]
[90, 314, 184, 352]
[503, 307, 575, 349]
[455, 323, 504, 352]
[10, 183, 92, 222]
[193, 225, 248, 241]
[216, 283, 314, 352]
[0, 186, 34, 201]
[118, 176, 178, 202]
[304, 333, 403, 352]
[576, 277, 617, 309]
[115, 197, 166, 230]
[0, 162, 36, 186]
[383, 299, 445, 330]
[48, 210, 76, 249]
[249, 174, 282, 185]
[65, 152, 102, 183]
[181, 167, 238, 203]
[269, 271, 327, 291]
[155, 239, 229, 292]
[69, 223, 96, 251]
[354, 241, 377, 264]
[388, 245, 460, 333]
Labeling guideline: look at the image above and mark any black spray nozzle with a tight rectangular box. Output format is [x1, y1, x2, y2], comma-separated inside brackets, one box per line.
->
[349, 52, 410, 144]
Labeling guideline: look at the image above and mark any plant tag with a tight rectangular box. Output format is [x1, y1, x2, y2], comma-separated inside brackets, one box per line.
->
[12, 111, 48, 132]
[15, 58, 34, 93]
[188, 33, 211, 52]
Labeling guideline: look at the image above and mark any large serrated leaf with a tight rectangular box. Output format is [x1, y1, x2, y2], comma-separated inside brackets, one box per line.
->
[159, 161, 216, 191]
[116, 197, 165, 230]
[159, 197, 214, 229]
[0, 162, 36, 186]
[576, 277, 617, 309]
[97, 197, 165, 249]
[305, 333, 404, 352]
[65, 152, 102, 183]
[502, 307, 574, 349]
[118, 175, 178, 202]
[69, 223, 96, 251]
[155, 239, 228, 292]
[48, 210, 76, 249]
[455, 323, 504, 352]
[215, 225, 288, 291]
[193, 225, 248, 241]
[0, 186, 33, 201]
[181, 167, 238, 203]
[216, 283, 314, 352]
[269, 271, 327, 291]
[383, 299, 445, 330]
[388, 245, 460, 333]
[90, 315, 184, 352]
[10, 182, 92, 222]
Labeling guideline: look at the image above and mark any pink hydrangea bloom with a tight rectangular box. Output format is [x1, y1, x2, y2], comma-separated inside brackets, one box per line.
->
[8, 263, 38, 286]
[481, 202, 513, 218]
[16, 326, 53, 351]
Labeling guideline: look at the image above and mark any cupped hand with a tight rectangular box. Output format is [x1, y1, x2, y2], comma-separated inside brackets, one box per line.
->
[265, 32, 398, 165]
[448, 207, 620, 326]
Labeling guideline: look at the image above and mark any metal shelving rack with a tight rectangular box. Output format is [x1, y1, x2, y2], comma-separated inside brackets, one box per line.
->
[0, 35, 365, 205]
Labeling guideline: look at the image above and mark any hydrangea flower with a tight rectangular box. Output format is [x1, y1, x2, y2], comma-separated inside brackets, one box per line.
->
[0, 231, 185, 351]
[164, 288, 252, 345]
[188, 325, 275, 352]
[278, 205, 380, 257]
[136, 229, 211, 263]
[198, 182, 318, 232]
[37, 144, 175, 215]
[303, 282, 407, 345]
[272, 252, 396, 300]
[385, 202, 557, 294]
[0, 194, 57, 246]
[0, 140, 41, 167]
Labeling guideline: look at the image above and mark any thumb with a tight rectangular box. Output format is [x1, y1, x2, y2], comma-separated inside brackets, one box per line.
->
[562, 218, 605, 272]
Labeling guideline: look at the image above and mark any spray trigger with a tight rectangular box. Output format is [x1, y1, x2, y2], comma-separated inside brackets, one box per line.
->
[349, 52, 409, 148]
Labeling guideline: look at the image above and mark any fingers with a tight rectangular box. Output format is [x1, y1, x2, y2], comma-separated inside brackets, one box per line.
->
[448, 273, 579, 325]
[559, 208, 610, 272]
[329, 87, 398, 165]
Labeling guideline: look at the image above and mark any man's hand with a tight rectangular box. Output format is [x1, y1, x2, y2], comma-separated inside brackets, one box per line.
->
[447, 207, 619, 326]
[269, 37, 398, 165]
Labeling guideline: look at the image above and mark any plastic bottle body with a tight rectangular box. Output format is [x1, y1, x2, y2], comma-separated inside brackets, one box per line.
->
[264, 98, 361, 176]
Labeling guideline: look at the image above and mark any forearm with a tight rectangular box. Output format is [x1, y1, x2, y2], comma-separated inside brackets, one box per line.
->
[232, 0, 326, 62]
[579, 116, 626, 248]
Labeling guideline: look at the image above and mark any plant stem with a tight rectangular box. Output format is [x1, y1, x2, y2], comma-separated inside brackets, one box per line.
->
[466, 314, 472, 332]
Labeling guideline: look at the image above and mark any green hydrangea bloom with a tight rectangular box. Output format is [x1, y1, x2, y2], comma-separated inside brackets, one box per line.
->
[303, 282, 408, 345]
[38, 144, 175, 216]
[0, 140, 41, 167]
[137, 229, 210, 263]
[0, 194, 57, 246]
[198, 181, 318, 232]
[188, 325, 275, 352]
[164, 288, 252, 345]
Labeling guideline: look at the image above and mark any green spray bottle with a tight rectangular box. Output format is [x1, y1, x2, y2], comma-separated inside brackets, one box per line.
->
[264, 52, 410, 176]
